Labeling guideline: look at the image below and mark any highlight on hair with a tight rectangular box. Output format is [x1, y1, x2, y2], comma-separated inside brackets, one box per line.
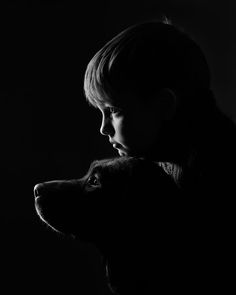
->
[83, 18, 211, 110]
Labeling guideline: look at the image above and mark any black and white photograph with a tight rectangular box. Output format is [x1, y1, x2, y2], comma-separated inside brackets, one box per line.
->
[2, 1, 236, 294]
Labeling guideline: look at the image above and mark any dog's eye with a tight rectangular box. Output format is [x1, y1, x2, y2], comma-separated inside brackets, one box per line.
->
[86, 174, 101, 188]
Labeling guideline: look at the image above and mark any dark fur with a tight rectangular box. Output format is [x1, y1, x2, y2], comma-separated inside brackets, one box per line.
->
[34, 152, 235, 294]
[34, 156, 186, 294]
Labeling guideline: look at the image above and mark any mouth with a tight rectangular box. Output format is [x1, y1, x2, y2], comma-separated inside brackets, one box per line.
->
[112, 143, 121, 149]
[112, 143, 125, 153]
[112, 144, 129, 157]
[110, 141, 129, 156]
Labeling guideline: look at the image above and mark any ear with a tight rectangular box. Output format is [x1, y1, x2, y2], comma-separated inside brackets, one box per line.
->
[156, 88, 178, 121]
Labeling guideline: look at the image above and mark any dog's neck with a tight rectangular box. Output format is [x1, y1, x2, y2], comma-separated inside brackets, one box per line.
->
[101, 238, 150, 295]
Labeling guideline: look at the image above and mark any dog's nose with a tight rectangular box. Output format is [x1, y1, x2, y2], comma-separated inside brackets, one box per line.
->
[34, 183, 43, 199]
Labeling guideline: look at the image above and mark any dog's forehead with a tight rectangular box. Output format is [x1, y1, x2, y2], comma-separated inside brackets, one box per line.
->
[88, 157, 136, 175]
[87, 157, 163, 179]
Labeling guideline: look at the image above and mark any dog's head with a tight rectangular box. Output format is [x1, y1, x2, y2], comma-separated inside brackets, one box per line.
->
[34, 156, 180, 294]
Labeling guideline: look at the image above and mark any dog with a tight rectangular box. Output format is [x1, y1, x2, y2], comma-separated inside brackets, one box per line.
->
[34, 156, 198, 294]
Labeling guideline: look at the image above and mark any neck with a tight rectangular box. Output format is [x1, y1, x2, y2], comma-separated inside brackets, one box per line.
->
[145, 137, 195, 168]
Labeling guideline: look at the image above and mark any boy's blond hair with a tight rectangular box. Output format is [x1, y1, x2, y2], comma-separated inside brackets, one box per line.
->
[84, 19, 212, 115]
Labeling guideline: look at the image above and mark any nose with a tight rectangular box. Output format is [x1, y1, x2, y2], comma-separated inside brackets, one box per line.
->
[100, 115, 114, 136]
[34, 183, 44, 198]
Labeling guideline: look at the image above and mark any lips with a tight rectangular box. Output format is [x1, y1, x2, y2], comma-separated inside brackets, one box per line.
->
[110, 142, 128, 156]
[111, 142, 124, 151]
[109, 140, 127, 154]
[112, 143, 121, 149]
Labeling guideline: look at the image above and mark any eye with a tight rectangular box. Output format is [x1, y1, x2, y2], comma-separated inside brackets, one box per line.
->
[86, 174, 101, 188]
[109, 107, 122, 115]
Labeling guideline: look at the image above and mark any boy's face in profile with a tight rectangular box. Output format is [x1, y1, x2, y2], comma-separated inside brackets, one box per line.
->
[97, 93, 162, 157]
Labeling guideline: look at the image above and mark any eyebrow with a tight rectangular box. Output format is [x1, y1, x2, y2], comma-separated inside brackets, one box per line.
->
[88, 159, 117, 175]
[88, 162, 106, 174]
[98, 102, 124, 112]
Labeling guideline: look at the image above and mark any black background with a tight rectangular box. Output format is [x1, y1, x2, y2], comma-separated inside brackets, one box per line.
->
[1, 1, 236, 294]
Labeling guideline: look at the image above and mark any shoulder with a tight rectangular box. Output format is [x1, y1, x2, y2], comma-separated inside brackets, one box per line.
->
[157, 162, 183, 187]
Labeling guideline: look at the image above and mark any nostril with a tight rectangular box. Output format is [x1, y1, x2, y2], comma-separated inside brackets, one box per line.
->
[34, 184, 42, 198]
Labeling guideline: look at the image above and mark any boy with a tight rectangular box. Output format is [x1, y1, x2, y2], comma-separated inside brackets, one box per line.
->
[84, 19, 236, 188]
[84, 19, 236, 291]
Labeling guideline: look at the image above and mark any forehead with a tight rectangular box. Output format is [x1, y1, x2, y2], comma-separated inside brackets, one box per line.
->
[87, 159, 116, 175]
[87, 157, 133, 174]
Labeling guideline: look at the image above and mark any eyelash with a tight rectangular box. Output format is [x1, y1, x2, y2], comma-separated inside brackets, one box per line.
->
[109, 107, 122, 115]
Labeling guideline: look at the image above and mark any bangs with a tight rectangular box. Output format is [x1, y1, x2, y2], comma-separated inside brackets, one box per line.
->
[83, 25, 136, 108]
[83, 19, 210, 108]
[83, 19, 173, 108]
[83, 45, 115, 108]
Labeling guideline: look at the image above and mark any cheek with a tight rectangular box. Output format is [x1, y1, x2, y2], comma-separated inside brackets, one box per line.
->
[112, 117, 131, 146]
[113, 117, 124, 134]
[113, 117, 139, 147]
[118, 117, 134, 137]
[123, 115, 161, 149]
